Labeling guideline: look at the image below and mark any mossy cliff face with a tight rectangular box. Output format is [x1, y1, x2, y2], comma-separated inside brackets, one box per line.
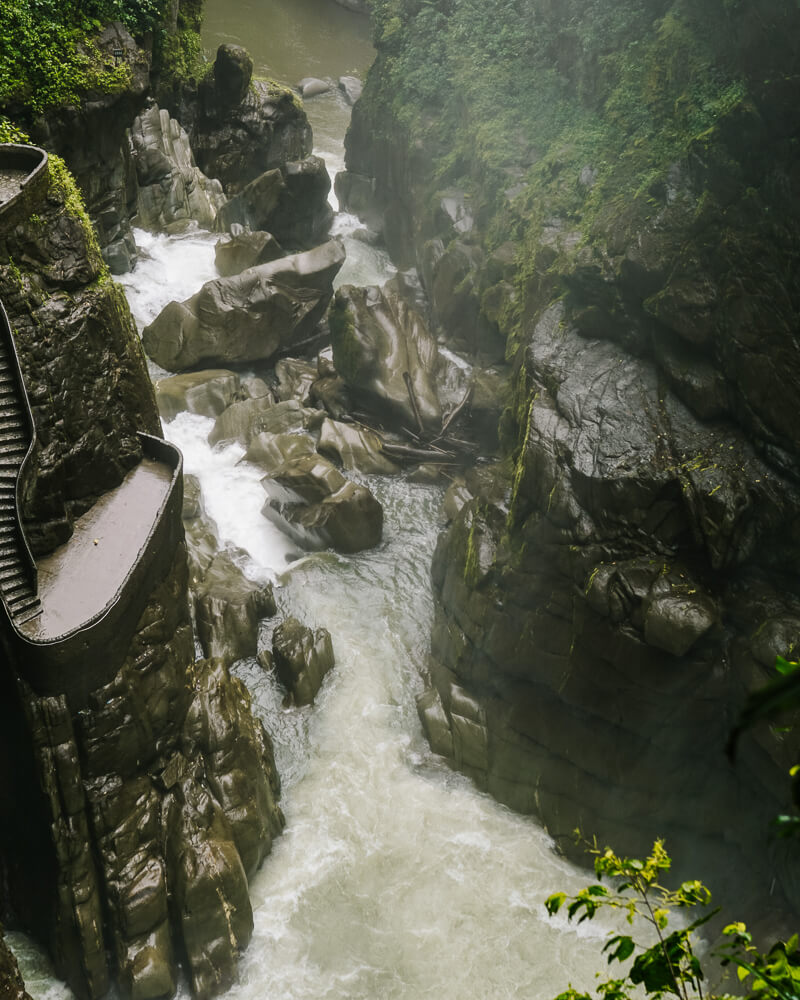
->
[0, 156, 159, 554]
[344, 0, 800, 924]
[0, 159, 284, 998]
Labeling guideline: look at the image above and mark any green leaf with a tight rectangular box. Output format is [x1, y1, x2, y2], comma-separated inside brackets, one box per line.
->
[603, 935, 636, 964]
[545, 892, 567, 916]
[775, 655, 799, 676]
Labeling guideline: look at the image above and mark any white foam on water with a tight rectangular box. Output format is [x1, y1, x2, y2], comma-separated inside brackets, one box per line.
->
[117, 227, 219, 333]
[163, 412, 299, 580]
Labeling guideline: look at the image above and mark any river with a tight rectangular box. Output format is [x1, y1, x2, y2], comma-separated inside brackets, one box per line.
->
[10, 3, 618, 997]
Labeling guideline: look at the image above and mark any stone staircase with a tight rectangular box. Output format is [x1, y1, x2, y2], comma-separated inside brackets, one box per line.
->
[0, 319, 40, 625]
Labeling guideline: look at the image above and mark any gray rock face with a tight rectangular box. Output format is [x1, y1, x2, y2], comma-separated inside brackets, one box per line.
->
[142, 241, 345, 372]
[215, 157, 333, 251]
[194, 550, 277, 662]
[214, 230, 284, 277]
[129, 104, 226, 232]
[11, 547, 284, 1000]
[330, 278, 441, 432]
[272, 617, 335, 705]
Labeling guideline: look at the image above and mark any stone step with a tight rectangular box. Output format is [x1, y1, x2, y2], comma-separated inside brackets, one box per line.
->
[8, 592, 39, 615]
[3, 580, 31, 600]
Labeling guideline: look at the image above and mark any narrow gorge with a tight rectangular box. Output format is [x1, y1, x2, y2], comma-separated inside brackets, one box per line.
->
[0, 0, 798, 999]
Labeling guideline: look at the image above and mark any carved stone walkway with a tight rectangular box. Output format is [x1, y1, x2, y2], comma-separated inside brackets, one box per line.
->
[19, 457, 173, 641]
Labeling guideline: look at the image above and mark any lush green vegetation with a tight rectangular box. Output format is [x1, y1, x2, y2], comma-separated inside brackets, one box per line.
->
[546, 838, 800, 1000]
[363, 0, 800, 330]
[0, 0, 203, 114]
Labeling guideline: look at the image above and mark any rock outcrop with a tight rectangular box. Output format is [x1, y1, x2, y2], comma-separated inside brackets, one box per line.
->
[174, 45, 313, 197]
[129, 104, 226, 232]
[142, 240, 345, 371]
[24, 22, 152, 273]
[215, 156, 333, 251]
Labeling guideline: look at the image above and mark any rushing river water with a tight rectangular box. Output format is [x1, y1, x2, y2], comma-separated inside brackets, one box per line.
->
[10, 3, 624, 997]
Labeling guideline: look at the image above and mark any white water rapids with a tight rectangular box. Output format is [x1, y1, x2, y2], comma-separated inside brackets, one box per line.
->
[9, 17, 627, 1000]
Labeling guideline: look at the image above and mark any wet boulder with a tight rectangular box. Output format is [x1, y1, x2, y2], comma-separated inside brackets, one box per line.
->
[329, 277, 441, 433]
[243, 431, 317, 473]
[155, 369, 242, 421]
[274, 357, 318, 404]
[262, 453, 383, 553]
[214, 230, 284, 277]
[141, 241, 345, 372]
[297, 77, 331, 98]
[209, 398, 321, 448]
[129, 104, 226, 232]
[318, 417, 399, 475]
[194, 550, 277, 662]
[272, 617, 335, 705]
[215, 157, 333, 251]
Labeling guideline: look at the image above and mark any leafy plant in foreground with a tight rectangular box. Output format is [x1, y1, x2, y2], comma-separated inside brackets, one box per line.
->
[545, 837, 800, 1000]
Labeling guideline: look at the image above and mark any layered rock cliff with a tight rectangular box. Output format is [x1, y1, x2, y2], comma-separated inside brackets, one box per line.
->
[340, 0, 800, 930]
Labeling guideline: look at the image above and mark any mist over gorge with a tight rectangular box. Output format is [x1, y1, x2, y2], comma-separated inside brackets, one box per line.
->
[0, 0, 798, 998]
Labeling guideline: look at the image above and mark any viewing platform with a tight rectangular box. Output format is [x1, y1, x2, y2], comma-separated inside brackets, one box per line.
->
[0, 142, 184, 708]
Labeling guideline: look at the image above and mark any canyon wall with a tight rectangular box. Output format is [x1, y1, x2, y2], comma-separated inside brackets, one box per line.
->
[340, 0, 800, 932]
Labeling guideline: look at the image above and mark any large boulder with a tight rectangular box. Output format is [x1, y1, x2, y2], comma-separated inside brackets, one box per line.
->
[272, 618, 335, 706]
[215, 157, 333, 251]
[129, 104, 226, 232]
[318, 417, 399, 475]
[142, 241, 345, 371]
[274, 357, 318, 405]
[209, 398, 320, 448]
[155, 369, 242, 421]
[214, 230, 283, 277]
[262, 453, 383, 553]
[329, 277, 442, 432]
[193, 550, 277, 662]
[243, 431, 318, 473]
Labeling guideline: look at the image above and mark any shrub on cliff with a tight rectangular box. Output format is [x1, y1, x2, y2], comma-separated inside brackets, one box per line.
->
[546, 838, 800, 1000]
[0, 0, 204, 114]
